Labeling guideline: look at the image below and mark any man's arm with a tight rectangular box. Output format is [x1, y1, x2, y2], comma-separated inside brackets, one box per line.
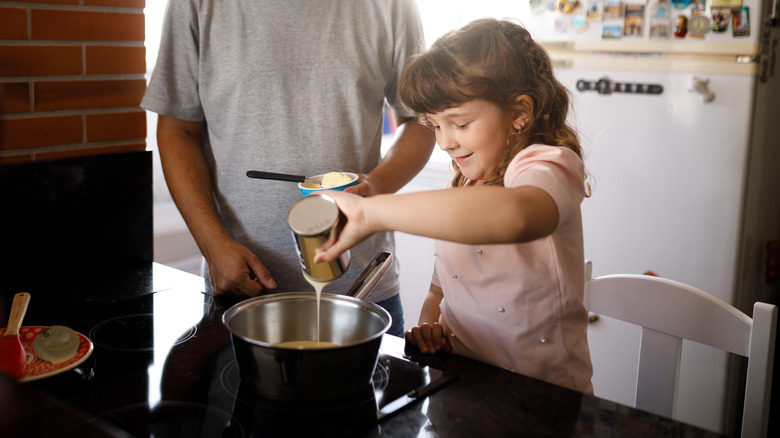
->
[157, 115, 275, 297]
[346, 116, 436, 196]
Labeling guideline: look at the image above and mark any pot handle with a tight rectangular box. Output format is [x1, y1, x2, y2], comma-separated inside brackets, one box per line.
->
[345, 251, 394, 300]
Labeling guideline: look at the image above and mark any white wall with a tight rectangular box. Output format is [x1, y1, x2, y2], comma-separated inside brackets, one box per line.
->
[393, 162, 452, 331]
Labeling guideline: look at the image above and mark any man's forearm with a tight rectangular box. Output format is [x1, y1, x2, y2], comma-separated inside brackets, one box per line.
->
[369, 117, 435, 194]
[157, 116, 230, 255]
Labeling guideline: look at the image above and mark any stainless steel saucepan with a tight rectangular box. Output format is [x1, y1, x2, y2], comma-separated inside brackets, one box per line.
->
[222, 252, 394, 402]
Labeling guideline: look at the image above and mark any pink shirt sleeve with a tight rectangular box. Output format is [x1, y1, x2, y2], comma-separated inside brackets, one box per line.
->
[503, 145, 586, 228]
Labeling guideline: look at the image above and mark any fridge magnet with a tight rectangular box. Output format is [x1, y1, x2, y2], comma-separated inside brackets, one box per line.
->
[688, 15, 711, 38]
[556, 0, 579, 14]
[673, 15, 688, 37]
[585, 0, 604, 22]
[711, 9, 730, 32]
[571, 14, 590, 32]
[555, 15, 571, 34]
[649, 2, 673, 38]
[602, 24, 623, 38]
[649, 19, 672, 38]
[711, 0, 741, 8]
[623, 5, 645, 37]
[650, 1, 672, 20]
[529, 0, 548, 14]
[691, 0, 706, 15]
[732, 7, 749, 37]
[604, 0, 623, 19]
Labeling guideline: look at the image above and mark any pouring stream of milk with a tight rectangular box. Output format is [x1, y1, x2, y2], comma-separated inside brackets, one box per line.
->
[304, 273, 331, 347]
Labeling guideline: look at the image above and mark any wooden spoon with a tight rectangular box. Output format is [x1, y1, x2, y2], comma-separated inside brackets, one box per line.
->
[0, 292, 30, 379]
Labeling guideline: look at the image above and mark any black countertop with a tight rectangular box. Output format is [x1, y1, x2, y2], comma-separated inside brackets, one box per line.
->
[0, 261, 725, 437]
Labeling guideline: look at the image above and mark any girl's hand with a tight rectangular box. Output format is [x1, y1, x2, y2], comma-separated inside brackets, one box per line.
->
[404, 322, 452, 354]
[313, 190, 376, 263]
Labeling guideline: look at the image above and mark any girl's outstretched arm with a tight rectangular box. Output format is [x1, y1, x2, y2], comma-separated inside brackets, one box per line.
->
[314, 185, 558, 263]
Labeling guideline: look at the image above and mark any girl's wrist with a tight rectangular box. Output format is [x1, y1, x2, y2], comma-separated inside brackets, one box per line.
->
[363, 194, 388, 234]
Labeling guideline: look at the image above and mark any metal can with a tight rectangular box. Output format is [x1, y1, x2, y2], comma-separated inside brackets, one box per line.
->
[287, 193, 350, 281]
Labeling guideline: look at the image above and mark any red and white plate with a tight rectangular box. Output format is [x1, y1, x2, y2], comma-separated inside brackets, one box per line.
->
[0, 326, 93, 382]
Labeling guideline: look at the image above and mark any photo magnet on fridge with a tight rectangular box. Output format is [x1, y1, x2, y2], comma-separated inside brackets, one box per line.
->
[585, 0, 604, 21]
[649, 2, 673, 38]
[711, 0, 742, 7]
[603, 0, 623, 19]
[624, 5, 645, 37]
[529, 0, 548, 13]
[732, 7, 749, 36]
[711, 9, 731, 32]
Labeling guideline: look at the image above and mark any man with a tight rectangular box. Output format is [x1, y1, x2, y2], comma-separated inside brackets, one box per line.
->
[141, 0, 436, 336]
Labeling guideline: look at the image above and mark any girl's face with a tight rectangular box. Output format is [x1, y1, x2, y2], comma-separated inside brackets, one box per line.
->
[425, 99, 517, 183]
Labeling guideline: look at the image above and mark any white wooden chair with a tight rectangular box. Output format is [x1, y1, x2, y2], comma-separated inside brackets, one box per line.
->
[584, 261, 777, 438]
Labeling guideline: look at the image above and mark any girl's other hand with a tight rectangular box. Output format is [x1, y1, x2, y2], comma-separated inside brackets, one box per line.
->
[404, 322, 452, 354]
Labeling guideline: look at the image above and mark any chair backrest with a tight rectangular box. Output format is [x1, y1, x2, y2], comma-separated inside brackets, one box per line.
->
[584, 261, 777, 438]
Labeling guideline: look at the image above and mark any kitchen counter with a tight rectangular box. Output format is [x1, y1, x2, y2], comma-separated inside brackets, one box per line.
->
[0, 261, 725, 437]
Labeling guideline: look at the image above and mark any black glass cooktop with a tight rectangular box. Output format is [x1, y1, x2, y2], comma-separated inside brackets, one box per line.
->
[10, 264, 455, 438]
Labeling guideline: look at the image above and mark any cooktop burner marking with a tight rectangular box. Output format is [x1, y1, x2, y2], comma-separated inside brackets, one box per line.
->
[89, 314, 197, 352]
[219, 359, 241, 397]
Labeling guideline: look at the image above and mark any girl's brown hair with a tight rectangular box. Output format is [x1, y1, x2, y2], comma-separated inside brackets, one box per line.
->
[399, 18, 582, 187]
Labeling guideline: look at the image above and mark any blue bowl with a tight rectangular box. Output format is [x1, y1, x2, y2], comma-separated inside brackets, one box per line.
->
[298, 172, 359, 196]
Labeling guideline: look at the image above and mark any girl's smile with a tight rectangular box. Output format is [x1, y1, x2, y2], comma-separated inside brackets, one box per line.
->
[426, 99, 516, 183]
[453, 153, 472, 166]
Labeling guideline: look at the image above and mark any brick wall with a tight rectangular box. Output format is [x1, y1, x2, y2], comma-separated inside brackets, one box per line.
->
[0, 0, 146, 164]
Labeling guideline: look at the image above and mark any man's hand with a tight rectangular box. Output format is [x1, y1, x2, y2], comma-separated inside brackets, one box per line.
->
[204, 238, 276, 297]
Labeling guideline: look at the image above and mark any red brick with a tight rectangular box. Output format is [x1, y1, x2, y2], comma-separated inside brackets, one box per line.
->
[34, 79, 147, 111]
[86, 45, 145, 75]
[35, 142, 146, 161]
[0, 115, 82, 150]
[31, 10, 144, 41]
[0, 83, 31, 114]
[85, 0, 145, 7]
[86, 110, 146, 142]
[0, 154, 32, 165]
[6, 0, 79, 4]
[0, 46, 82, 76]
[0, 8, 28, 39]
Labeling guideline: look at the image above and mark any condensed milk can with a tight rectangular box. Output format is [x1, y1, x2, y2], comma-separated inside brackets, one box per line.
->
[287, 193, 351, 281]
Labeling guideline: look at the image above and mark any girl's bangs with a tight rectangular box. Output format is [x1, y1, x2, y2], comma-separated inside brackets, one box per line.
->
[402, 55, 473, 115]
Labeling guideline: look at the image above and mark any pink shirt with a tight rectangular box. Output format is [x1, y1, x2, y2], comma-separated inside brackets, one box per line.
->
[432, 145, 593, 393]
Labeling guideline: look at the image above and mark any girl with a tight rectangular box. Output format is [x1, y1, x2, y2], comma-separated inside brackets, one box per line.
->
[315, 18, 593, 393]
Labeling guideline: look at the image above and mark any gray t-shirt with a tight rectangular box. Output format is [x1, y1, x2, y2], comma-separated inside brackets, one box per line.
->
[142, 0, 425, 301]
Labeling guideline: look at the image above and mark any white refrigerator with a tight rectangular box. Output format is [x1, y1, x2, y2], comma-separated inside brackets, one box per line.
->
[514, 0, 780, 434]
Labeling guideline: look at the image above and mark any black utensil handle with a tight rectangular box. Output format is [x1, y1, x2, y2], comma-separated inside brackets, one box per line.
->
[246, 170, 306, 183]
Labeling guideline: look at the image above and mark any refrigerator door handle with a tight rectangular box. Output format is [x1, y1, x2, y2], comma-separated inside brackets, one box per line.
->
[690, 77, 715, 103]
